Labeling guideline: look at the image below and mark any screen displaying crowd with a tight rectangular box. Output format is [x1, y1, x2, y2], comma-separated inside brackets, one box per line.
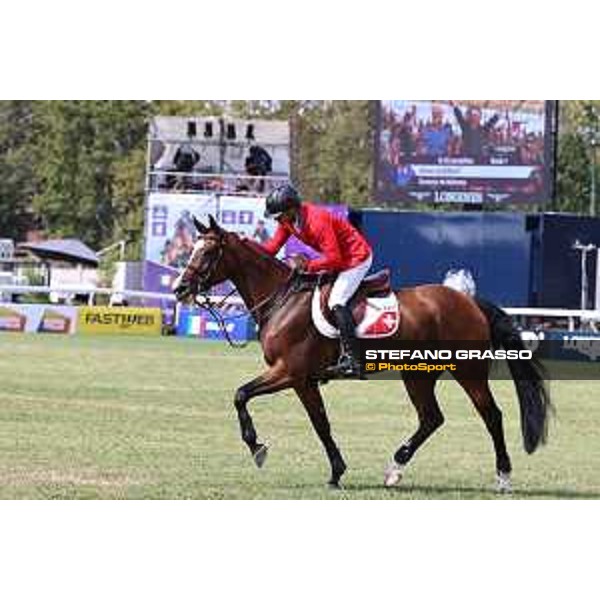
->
[375, 100, 555, 204]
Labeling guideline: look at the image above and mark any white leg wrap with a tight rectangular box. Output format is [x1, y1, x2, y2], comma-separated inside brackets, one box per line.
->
[384, 460, 405, 487]
[496, 471, 512, 494]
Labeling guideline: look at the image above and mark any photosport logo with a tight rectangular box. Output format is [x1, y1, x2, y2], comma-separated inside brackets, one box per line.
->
[359, 340, 533, 380]
[364, 359, 457, 374]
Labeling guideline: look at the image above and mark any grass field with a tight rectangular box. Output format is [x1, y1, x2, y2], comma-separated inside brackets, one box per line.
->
[0, 333, 599, 499]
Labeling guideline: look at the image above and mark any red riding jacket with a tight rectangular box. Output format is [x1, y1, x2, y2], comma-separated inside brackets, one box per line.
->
[261, 203, 372, 273]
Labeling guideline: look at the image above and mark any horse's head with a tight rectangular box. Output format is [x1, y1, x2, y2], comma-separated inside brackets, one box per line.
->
[172, 214, 229, 302]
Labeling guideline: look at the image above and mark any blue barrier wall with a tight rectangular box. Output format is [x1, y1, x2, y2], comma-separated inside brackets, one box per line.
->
[352, 210, 531, 306]
[528, 214, 600, 309]
[541, 330, 600, 361]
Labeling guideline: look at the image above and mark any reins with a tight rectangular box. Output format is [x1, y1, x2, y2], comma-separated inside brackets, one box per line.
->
[190, 236, 300, 348]
[193, 274, 297, 349]
[193, 289, 250, 349]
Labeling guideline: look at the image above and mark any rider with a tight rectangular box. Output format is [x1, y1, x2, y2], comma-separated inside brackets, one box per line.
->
[262, 184, 373, 378]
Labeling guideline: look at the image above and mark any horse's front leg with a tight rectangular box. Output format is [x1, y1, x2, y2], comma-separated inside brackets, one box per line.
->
[234, 362, 292, 468]
[294, 382, 347, 488]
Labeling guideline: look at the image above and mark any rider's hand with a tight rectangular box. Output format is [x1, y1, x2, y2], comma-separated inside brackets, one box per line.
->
[288, 254, 308, 273]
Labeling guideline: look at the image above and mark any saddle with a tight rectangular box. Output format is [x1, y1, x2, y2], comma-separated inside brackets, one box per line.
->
[291, 268, 392, 298]
[358, 269, 392, 297]
[303, 268, 400, 339]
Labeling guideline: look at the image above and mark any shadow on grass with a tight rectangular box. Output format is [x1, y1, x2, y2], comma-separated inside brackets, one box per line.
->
[340, 482, 600, 499]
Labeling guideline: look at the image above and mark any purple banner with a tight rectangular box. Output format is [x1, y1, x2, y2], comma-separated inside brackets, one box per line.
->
[143, 194, 348, 304]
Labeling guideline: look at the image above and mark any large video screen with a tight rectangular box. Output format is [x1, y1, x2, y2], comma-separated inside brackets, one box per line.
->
[374, 100, 557, 204]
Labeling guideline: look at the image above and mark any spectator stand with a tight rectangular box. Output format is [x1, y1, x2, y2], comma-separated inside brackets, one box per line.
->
[141, 115, 292, 311]
[145, 115, 291, 196]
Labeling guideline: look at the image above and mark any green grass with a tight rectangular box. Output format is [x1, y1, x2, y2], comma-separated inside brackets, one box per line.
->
[0, 333, 599, 499]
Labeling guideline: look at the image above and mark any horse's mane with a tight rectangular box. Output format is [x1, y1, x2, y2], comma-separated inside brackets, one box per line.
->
[232, 233, 290, 277]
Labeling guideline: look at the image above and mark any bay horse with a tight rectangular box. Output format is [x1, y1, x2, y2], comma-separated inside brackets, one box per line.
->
[174, 215, 551, 492]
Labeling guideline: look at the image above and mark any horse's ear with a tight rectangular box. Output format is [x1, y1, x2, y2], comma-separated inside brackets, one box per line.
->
[193, 215, 209, 234]
[208, 214, 220, 231]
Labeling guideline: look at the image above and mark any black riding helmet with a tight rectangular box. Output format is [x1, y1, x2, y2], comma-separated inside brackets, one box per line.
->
[264, 184, 301, 219]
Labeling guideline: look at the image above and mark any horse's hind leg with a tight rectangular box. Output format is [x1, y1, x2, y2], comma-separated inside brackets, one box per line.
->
[455, 376, 512, 493]
[385, 376, 444, 487]
[294, 382, 347, 488]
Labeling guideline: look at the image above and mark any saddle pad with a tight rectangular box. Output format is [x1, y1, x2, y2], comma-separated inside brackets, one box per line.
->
[311, 287, 400, 339]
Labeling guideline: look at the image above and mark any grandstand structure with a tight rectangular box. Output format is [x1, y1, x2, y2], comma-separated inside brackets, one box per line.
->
[145, 115, 290, 196]
[140, 115, 292, 313]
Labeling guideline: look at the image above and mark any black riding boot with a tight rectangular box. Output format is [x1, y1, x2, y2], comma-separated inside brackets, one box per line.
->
[327, 305, 362, 378]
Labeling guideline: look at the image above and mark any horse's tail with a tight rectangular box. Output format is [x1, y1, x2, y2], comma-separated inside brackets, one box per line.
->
[475, 297, 552, 454]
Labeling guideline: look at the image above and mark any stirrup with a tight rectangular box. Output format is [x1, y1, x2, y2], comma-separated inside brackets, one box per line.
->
[325, 354, 363, 379]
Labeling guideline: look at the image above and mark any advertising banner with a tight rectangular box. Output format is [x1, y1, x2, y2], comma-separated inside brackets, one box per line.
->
[374, 100, 557, 204]
[176, 306, 257, 342]
[143, 193, 351, 305]
[78, 307, 162, 336]
[536, 330, 600, 362]
[145, 193, 217, 268]
[0, 304, 77, 334]
[143, 193, 280, 298]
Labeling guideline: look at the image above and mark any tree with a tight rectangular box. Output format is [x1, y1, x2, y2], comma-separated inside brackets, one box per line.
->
[556, 131, 590, 214]
[151, 101, 226, 117]
[112, 147, 147, 259]
[292, 101, 374, 205]
[0, 101, 39, 240]
[555, 100, 600, 215]
[32, 101, 150, 249]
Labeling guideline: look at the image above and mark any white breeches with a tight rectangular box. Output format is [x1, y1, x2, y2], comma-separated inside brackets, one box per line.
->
[327, 254, 373, 309]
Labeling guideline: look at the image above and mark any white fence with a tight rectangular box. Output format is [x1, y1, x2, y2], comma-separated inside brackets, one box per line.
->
[2, 284, 600, 328]
[504, 307, 600, 332]
[0, 284, 244, 307]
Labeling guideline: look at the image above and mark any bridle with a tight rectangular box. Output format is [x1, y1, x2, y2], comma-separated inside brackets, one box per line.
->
[178, 234, 248, 347]
[179, 232, 297, 348]
[186, 238, 224, 296]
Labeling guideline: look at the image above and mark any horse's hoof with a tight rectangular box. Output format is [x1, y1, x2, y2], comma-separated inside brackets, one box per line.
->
[496, 471, 512, 494]
[328, 480, 343, 490]
[384, 461, 404, 487]
[253, 444, 269, 469]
